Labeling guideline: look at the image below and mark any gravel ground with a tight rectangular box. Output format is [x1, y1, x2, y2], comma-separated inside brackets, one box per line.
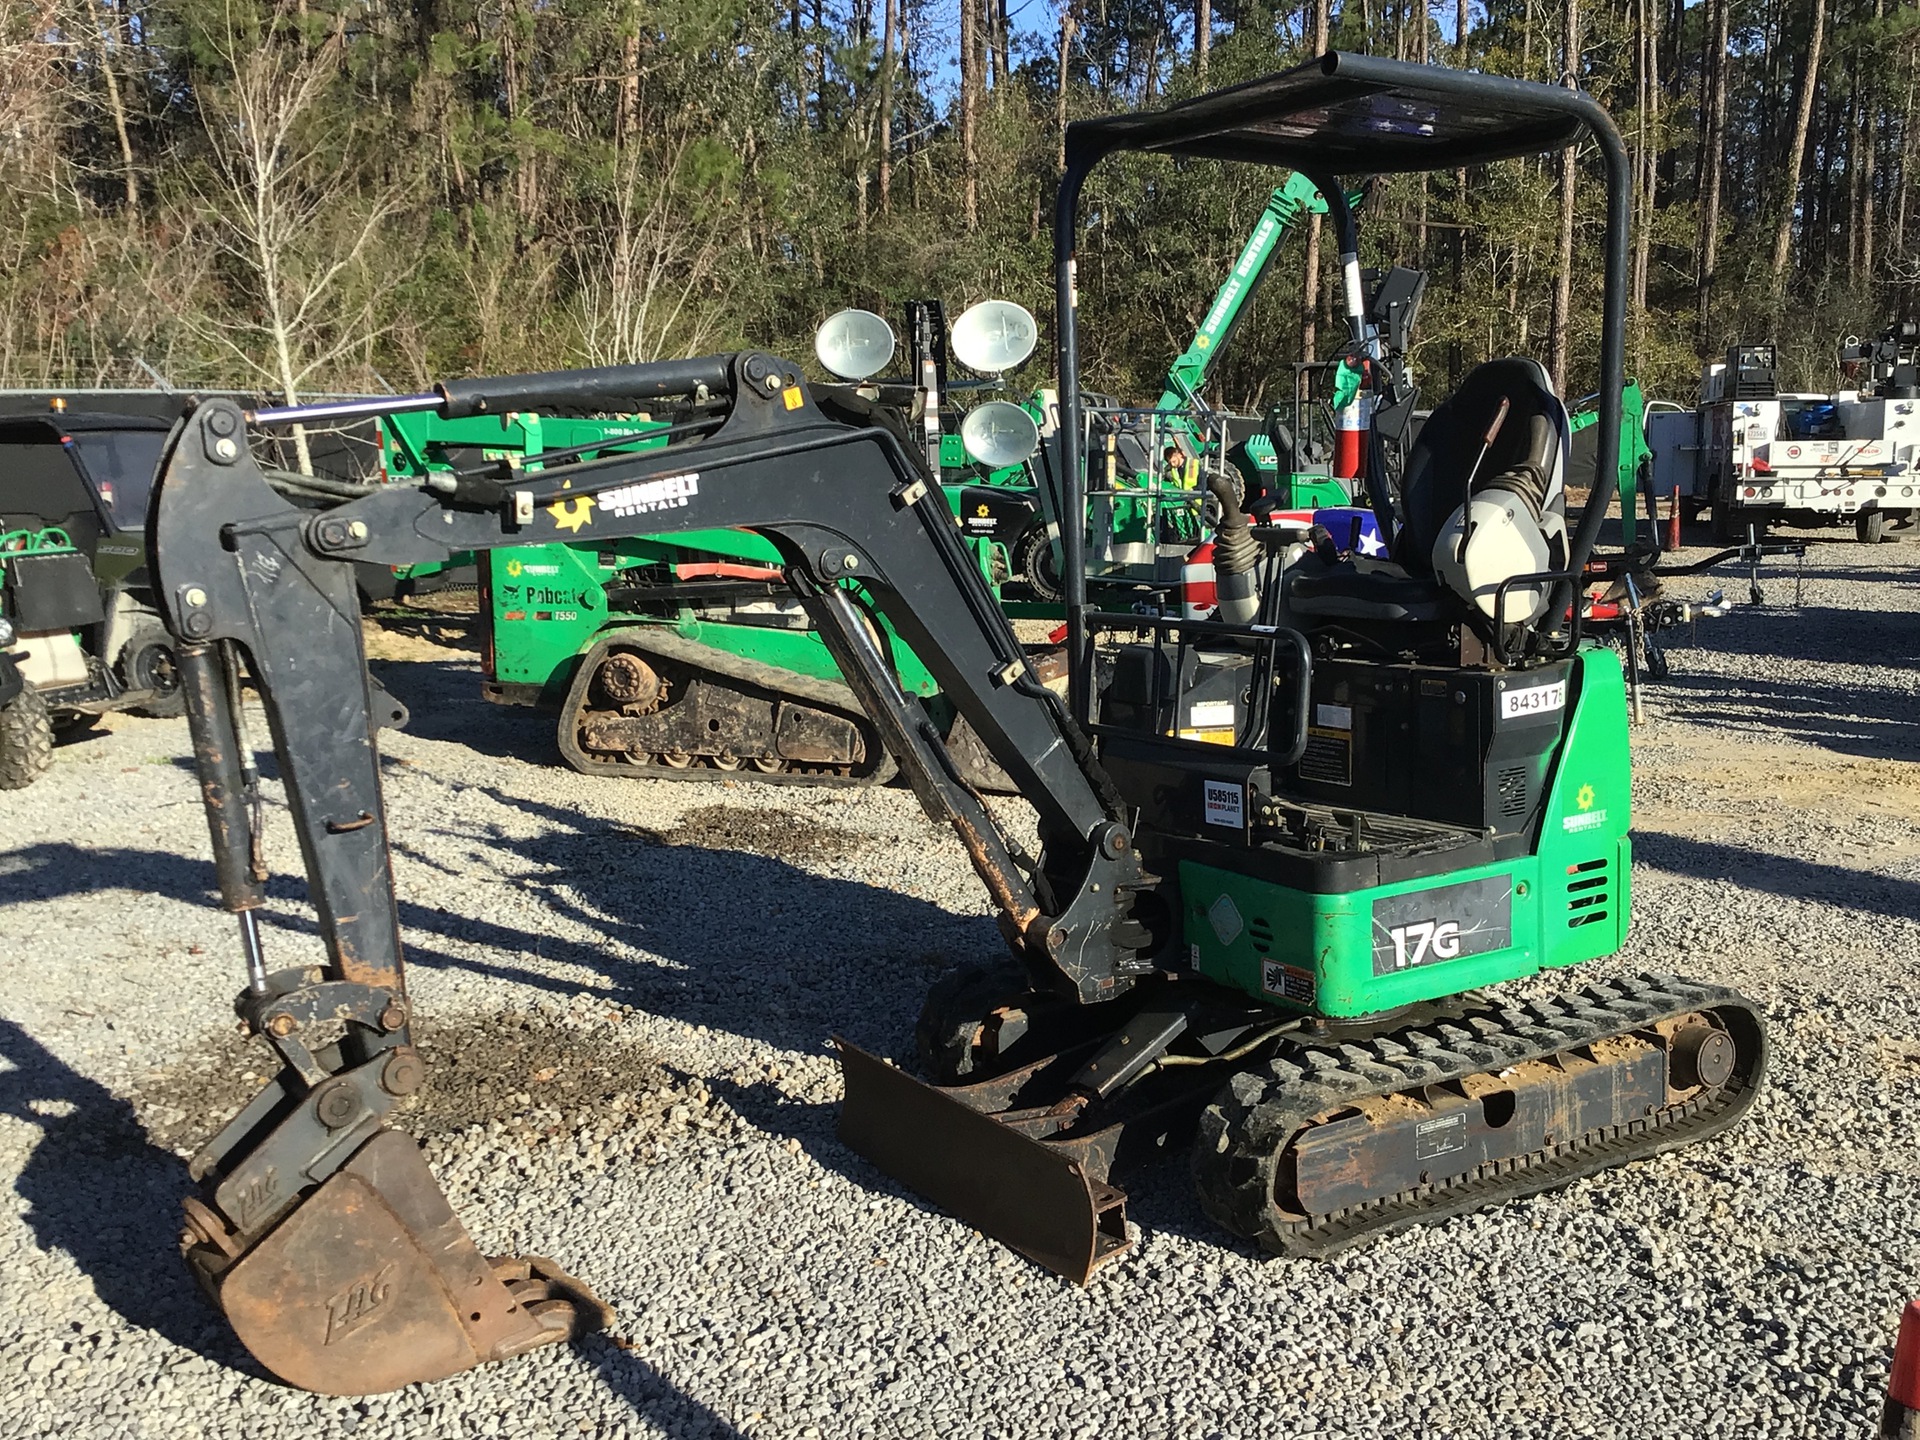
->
[2, 534, 1918, 1439]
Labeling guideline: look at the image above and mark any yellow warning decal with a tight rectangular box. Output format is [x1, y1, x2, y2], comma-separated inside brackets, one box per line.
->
[782, 386, 804, 410]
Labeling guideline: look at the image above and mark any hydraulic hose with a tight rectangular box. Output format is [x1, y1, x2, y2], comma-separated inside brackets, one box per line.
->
[1208, 473, 1261, 625]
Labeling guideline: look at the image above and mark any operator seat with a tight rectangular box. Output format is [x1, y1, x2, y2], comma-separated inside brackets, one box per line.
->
[1281, 358, 1570, 636]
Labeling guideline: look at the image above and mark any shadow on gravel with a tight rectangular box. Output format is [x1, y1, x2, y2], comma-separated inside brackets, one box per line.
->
[701, 1069, 1241, 1273]
[1653, 668, 1920, 762]
[580, 1335, 751, 1437]
[0, 1020, 257, 1374]
[1672, 602, 1920, 673]
[368, 657, 555, 765]
[1, 816, 981, 1063]
[1636, 832, 1920, 921]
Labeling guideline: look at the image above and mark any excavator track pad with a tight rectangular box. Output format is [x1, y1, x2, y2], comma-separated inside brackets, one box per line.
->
[837, 973, 1765, 1282]
[183, 1130, 610, 1395]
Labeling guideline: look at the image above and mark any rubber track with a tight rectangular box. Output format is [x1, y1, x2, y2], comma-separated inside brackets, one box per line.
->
[1192, 971, 1767, 1258]
[558, 627, 894, 790]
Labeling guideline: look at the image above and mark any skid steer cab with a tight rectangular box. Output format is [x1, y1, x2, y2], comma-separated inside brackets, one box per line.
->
[147, 51, 1763, 1399]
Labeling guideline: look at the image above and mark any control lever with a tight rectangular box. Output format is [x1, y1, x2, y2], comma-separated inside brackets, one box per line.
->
[1456, 396, 1512, 564]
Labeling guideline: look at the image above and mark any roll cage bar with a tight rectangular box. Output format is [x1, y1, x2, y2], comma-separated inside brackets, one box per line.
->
[1052, 50, 1633, 717]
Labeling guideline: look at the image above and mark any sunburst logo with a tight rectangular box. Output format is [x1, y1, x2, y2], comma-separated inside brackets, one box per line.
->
[1576, 784, 1596, 811]
[548, 496, 595, 533]
[505, 559, 523, 577]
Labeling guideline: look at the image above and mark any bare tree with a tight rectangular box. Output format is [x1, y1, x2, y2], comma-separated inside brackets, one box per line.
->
[90, 1, 140, 209]
[1548, 0, 1579, 393]
[879, 0, 896, 211]
[183, 4, 403, 471]
[1300, 0, 1332, 375]
[1695, 0, 1729, 348]
[574, 136, 728, 367]
[1056, 1, 1077, 176]
[1770, 0, 1828, 310]
[960, 0, 979, 228]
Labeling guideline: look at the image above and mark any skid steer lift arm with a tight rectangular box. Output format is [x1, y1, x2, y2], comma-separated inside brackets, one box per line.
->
[149, 351, 1159, 1395]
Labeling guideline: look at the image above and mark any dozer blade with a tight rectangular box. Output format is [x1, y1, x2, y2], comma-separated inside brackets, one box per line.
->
[184, 1130, 611, 1395]
[835, 1040, 1129, 1284]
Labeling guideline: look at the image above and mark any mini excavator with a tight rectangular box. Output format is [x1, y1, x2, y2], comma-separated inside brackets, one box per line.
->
[147, 54, 1765, 1395]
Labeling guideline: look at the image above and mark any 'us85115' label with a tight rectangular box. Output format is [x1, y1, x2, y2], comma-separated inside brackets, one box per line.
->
[1500, 680, 1566, 720]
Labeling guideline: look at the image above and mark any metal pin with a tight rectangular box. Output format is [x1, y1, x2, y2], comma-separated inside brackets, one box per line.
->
[238, 910, 269, 996]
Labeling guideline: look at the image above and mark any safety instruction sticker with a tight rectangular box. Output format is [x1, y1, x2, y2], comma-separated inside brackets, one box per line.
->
[1188, 700, 1237, 730]
[1500, 680, 1566, 720]
[1298, 728, 1353, 785]
[1261, 960, 1315, 1007]
[1202, 779, 1245, 828]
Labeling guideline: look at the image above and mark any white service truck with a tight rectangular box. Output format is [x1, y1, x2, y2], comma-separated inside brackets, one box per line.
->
[1648, 338, 1920, 543]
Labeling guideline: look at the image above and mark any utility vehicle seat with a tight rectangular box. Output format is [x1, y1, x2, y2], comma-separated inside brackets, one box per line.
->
[1397, 357, 1566, 579]
[1281, 358, 1568, 630]
[1282, 559, 1454, 623]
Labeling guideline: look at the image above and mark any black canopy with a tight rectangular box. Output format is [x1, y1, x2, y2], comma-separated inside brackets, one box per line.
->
[1065, 51, 1605, 174]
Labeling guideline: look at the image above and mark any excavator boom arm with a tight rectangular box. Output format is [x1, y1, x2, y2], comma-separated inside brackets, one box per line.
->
[146, 352, 1155, 1395]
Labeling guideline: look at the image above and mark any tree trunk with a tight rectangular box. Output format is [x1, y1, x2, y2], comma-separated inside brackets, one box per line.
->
[92, 5, 139, 210]
[960, 0, 978, 228]
[1632, 0, 1653, 317]
[1695, 0, 1729, 351]
[1057, 3, 1076, 176]
[617, 18, 640, 138]
[1898, 66, 1918, 267]
[1769, 0, 1826, 310]
[1548, 0, 1579, 394]
[1300, 0, 1332, 373]
[1415, 14, 1429, 267]
[880, 0, 895, 212]
[1196, 0, 1210, 79]
[1454, 0, 1469, 339]
[993, 0, 1010, 87]
[1863, 79, 1879, 272]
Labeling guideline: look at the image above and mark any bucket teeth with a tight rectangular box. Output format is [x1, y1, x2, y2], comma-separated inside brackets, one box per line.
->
[187, 1130, 609, 1395]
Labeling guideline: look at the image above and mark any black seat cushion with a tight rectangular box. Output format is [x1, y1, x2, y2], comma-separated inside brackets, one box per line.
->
[1285, 558, 1458, 624]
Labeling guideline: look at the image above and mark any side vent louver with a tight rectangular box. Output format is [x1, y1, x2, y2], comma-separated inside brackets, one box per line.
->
[1566, 857, 1611, 928]
[1249, 917, 1275, 955]
[1496, 767, 1529, 818]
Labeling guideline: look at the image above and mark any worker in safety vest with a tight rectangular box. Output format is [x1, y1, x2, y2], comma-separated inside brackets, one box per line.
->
[1160, 443, 1204, 541]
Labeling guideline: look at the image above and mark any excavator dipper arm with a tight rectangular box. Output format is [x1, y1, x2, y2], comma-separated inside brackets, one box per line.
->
[148, 352, 1157, 1394]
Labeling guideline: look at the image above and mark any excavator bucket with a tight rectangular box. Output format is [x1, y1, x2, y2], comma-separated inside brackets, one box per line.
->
[834, 1041, 1130, 1284]
[182, 1130, 610, 1395]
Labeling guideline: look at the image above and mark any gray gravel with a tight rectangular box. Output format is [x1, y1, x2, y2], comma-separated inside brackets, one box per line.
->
[2, 534, 1919, 1438]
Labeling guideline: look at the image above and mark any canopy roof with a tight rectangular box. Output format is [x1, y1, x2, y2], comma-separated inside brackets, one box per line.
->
[1066, 51, 1602, 175]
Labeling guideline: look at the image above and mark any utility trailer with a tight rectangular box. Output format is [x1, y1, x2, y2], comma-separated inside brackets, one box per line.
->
[1665, 340, 1920, 543]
